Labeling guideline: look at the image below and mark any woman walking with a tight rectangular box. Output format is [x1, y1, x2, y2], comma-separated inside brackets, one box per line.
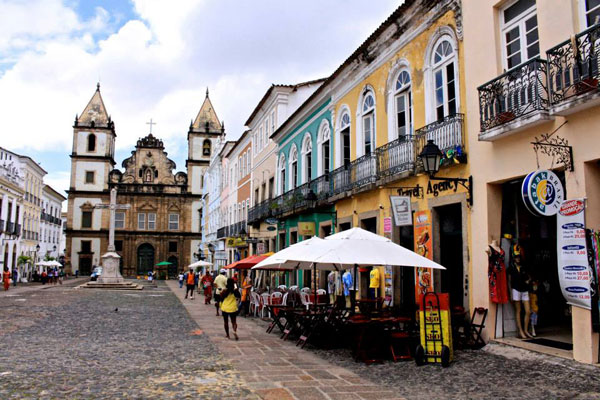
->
[3, 266, 11, 291]
[201, 271, 213, 305]
[220, 278, 241, 340]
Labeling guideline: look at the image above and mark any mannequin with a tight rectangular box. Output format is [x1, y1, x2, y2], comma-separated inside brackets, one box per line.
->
[508, 244, 533, 339]
[486, 239, 509, 304]
[342, 270, 353, 308]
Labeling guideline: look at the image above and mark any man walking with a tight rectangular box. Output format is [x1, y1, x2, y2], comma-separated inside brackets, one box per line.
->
[178, 272, 184, 288]
[184, 267, 195, 300]
[12, 268, 18, 287]
[213, 269, 227, 316]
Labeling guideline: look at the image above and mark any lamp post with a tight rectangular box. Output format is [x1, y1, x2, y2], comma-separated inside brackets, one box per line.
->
[418, 139, 473, 206]
[53, 245, 57, 259]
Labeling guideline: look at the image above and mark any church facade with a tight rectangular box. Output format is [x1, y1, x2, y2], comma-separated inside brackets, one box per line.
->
[65, 85, 224, 276]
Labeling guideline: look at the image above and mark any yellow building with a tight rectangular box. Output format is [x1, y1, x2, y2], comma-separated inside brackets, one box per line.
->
[326, 0, 471, 309]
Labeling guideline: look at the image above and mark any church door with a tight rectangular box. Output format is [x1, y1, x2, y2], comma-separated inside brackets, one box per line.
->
[79, 257, 92, 276]
[137, 243, 155, 275]
[167, 256, 178, 278]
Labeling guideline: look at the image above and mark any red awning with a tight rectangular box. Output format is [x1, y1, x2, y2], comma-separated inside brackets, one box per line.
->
[224, 253, 273, 270]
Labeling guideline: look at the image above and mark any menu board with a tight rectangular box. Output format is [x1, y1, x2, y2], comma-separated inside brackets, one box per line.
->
[414, 210, 434, 302]
[384, 265, 393, 305]
[557, 199, 592, 310]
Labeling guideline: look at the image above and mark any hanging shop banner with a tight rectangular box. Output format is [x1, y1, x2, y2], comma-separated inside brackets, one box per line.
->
[298, 222, 315, 236]
[414, 210, 434, 302]
[390, 196, 413, 226]
[522, 170, 565, 216]
[226, 237, 247, 248]
[557, 199, 592, 310]
[384, 265, 393, 305]
[384, 217, 392, 233]
[257, 242, 265, 254]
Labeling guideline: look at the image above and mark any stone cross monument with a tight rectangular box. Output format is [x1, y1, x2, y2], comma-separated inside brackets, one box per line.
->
[94, 188, 131, 284]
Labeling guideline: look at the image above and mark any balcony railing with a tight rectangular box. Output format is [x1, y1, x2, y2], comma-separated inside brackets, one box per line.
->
[415, 113, 464, 156]
[15, 224, 21, 236]
[547, 23, 600, 105]
[7, 222, 14, 234]
[376, 135, 416, 178]
[217, 226, 227, 239]
[308, 174, 332, 201]
[248, 199, 271, 224]
[478, 59, 549, 131]
[331, 165, 351, 196]
[331, 153, 377, 195]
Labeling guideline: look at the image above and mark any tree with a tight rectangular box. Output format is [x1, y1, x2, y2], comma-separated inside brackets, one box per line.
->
[17, 255, 31, 267]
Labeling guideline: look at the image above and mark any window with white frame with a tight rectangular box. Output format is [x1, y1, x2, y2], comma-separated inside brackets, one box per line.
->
[148, 213, 156, 230]
[361, 90, 375, 155]
[319, 122, 331, 176]
[340, 112, 351, 166]
[289, 145, 298, 189]
[394, 70, 412, 140]
[432, 39, 458, 121]
[115, 212, 125, 229]
[501, 0, 539, 70]
[271, 111, 276, 132]
[279, 154, 286, 194]
[247, 150, 251, 173]
[168, 213, 179, 230]
[302, 134, 312, 183]
[258, 126, 263, 150]
[583, 0, 600, 27]
[137, 213, 146, 230]
[264, 121, 269, 149]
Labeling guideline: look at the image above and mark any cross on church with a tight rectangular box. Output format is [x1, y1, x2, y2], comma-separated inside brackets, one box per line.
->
[146, 118, 157, 134]
[94, 188, 131, 253]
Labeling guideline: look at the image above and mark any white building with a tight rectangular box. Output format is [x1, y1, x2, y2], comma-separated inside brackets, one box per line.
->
[0, 147, 25, 274]
[40, 185, 66, 261]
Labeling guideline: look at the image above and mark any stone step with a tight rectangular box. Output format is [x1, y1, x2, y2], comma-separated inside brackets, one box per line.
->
[78, 282, 144, 290]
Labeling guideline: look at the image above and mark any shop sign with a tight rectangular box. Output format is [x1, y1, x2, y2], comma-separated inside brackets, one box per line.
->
[426, 180, 460, 197]
[226, 237, 247, 247]
[298, 222, 315, 236]
[557, 199, 592, 310]
[522, 170, 565, 216]
[266, 226, 277, 231]
[390, 196, 412, 226]
[383, 217, 392, 233]
[265, 217, 278, 225]
[414, 210, 434, 302]
[257, 242, 265, 254]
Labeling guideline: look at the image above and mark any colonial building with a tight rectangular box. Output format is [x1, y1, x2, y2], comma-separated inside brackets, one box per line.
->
[0, 148, 24, 272]
[66, 85, 224, 276]
[40, 185, 66, 261]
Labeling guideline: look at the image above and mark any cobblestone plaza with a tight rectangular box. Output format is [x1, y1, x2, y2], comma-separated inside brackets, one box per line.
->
[1, 281, 599, 399]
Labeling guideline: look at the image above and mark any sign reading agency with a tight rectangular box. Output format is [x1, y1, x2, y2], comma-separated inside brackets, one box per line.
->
[521, 170, 565, 217]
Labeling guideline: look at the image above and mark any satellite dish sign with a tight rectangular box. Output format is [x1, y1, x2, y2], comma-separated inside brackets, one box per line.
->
[522, 170, 564, 216]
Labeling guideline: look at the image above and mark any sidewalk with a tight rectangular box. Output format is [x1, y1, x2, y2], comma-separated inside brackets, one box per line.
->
[165, 280, 404, 400]
[0, 277, 88, 297]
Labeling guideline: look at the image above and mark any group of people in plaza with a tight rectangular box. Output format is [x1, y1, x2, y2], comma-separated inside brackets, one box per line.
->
[180, 267, 254, 340]
[2, 266, 63, 290]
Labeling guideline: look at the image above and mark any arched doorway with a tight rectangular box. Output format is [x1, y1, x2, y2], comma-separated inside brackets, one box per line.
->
[137, 243, 155, 276]
[167, 256, 178, 278]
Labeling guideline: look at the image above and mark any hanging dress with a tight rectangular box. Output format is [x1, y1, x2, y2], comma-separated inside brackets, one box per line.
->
[488, 246, 509, 304]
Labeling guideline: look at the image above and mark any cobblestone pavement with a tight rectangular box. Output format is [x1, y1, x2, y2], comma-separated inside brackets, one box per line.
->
[0, 280, 252, 399]
[167, 281, 406, 400]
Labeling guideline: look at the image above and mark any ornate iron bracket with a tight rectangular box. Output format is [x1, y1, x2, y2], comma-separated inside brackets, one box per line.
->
[531, 125, 574, 171]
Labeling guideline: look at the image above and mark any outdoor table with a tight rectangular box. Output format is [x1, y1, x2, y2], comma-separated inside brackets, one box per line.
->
[357, 298, 382, 315]
[347, 316, 387, 364]
[266, 305, 295, 334]
[296, 309, 329, 348]
[309, 294, 328, 304]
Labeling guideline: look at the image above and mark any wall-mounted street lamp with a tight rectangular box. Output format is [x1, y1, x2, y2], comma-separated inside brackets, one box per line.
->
[418, 139, 473, 206]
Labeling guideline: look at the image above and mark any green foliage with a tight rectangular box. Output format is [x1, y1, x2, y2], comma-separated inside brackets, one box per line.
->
[17, 255, 31, 266]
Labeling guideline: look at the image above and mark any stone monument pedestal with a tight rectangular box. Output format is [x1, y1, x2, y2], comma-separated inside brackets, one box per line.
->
[98, 252, 124, 284]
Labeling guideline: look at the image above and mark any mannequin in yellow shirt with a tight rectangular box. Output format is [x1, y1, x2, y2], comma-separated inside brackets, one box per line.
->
[369, 267, 380, 299]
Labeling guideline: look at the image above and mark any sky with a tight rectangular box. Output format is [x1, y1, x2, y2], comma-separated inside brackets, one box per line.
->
[0, 0, 400, 204]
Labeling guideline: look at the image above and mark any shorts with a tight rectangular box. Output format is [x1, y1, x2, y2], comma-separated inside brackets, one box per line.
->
[512, 289, 529, 302]
[214, 293, 221, 302]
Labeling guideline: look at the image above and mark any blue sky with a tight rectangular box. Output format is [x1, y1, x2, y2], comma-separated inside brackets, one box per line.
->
[0, 0, 400, 203]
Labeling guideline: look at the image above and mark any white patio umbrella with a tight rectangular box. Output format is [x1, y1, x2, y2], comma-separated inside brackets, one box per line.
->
[252, 237, 330, 270]
[46, 260, 62, 267]
[188, 260, 212, 269]
[36, 261, 50, 267]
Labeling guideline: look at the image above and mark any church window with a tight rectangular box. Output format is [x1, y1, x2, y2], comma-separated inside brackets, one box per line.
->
[148, 213, 156, 230]
[139, 169, 143, 178]
[115, 212, 125, 229]
[203, 139, 211, 156]
[81, 211, 92, 228]
[137, 213, 146, 230]
[85, 171, 95, 184]
[81, 240, 91, 253]
[87, 134, 96, 152]
[169, 241, 178, 252]
[169, 213, 179, 230]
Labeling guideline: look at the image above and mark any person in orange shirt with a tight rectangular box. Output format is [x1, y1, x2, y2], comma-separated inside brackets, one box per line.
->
[2, 267, 10, 291]
[240, 273, 252, 317]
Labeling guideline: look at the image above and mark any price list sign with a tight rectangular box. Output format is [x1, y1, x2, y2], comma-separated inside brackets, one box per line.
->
[557, 199, 592, 310]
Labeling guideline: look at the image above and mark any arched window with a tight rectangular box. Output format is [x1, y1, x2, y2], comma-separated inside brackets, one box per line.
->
[360, 90, 375, 155]
[203, 139, 211, 156]
[318, 121, 331, 176]
[289, 145, 298, 189]
[278, 154, 286, 195]
[339, 110, 351, 167]
[87, 134, 96, 152]
[394, 70, 412, 140]
[432, 38, 457, 121]
[301, 134, 312, 183]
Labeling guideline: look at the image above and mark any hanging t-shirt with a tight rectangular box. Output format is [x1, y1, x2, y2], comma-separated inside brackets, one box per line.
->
[369, 268, 380, 289]
[342, 271, 353, 296]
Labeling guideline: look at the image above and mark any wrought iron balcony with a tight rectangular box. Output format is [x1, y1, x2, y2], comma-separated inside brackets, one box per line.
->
[216, 226, 227, 239]
[376, 135, 416, 178]
[415, 113, 464, 156]
[7, 222, 14, 234]
[15, 224, 21, 236]
[331, 153, 377, 195]
[478, 59, 549, 132]
[331, 164, 351, 196]
[307, 174, 332, 201]
[547, 23, 600, 107]
[248, 199, 271, 224]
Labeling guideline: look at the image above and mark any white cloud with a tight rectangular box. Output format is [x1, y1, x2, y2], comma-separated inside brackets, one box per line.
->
[0, 0, 399, 174]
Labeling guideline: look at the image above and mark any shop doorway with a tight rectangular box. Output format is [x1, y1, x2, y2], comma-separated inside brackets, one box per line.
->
[79, 257, 92, 275]
[500, 178, 571, 345]
[397, 224, 416, 309]
[435, 203, 465, 309]
[167, 256, 178, 278]
[360, 217, 377, 234]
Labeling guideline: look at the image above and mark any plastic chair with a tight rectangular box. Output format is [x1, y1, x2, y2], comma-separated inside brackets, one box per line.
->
[300, 287, 311, 294]
[261, 293, 271, 318]
[278, 285, 287, 291]
[282, 292, 289, 305]
[289, 285, 299, 292]
[300, 292, 313, 310]
[250, 292, 261, 317]
[316, 289, 326, 295]
[270, 291, 283, 305]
